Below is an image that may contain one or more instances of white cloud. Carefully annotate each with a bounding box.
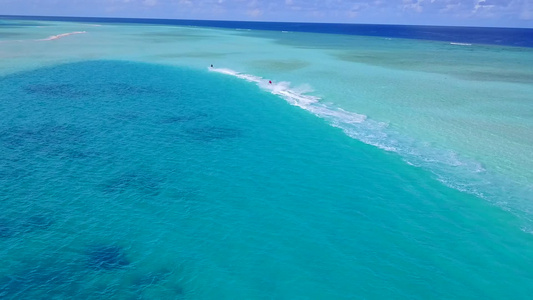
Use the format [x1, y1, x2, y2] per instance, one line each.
[473, 0, 494, 13]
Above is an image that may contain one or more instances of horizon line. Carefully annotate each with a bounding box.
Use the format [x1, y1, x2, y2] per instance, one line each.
[1, 14, 532, 30]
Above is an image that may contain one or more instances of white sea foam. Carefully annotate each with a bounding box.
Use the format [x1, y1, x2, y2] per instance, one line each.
[208, 67, 533, 224]
[450, 42, 472, 46]
[209, 67, 366, 123]
[39, 31, 87, 41]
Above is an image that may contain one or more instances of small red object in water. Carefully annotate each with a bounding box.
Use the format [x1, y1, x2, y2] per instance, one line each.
[269, 80, 272, 84]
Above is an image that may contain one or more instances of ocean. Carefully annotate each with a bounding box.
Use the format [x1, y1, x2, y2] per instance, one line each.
[1, 16, 532, 299]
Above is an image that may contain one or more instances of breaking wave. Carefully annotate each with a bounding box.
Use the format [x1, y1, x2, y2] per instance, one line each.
[209, 67, 366, 124]
[209, 67, 533, 231]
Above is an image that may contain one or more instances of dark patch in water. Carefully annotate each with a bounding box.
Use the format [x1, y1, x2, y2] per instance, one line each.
[160, 113, 208, 124]
[0, 214, 54, 238]
[87, 245, 130, 270]
[0, 218, 16, 238]
[0, 270, 67, 298]
[0, 261, 84, 298]
[0, 20, 48, 28]
[129, 268, 185, 299]
[102, 172, 162, 196]
[24, 84, 90, 98]
[0, 124, 90, 162]
[185, 126, 241, 142]
[133, 269, 172, 288]
[174, 285, 185, 296]
[23, 82, 163, 100]
[0, 157, 35, 181]
[104, 83, 161, 96]
[21, 214, 54, 232]
[0, 124, 85, 150]
[1, 127, 40, 149]
[0, 32, 25, 38]
[64, 150, 100, 160]
[113, 113, 141, 123]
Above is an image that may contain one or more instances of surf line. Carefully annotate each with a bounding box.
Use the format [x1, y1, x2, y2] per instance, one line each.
[207, 67, 491, 180]
[38, 31, 87, 41]
[206, 67, 533, 225]
[208, 67, 366, 124]
[207, 67, 483, 179]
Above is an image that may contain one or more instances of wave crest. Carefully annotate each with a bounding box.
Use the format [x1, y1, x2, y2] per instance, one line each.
[208, 67, 533, 229]
[209, 67, 366, 124]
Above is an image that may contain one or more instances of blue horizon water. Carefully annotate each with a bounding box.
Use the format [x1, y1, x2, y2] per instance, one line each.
[1, 17, 533, 299]
[2, 15, 533, 47]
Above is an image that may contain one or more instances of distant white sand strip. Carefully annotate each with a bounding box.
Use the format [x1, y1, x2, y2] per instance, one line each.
[39, 31, 87, 41]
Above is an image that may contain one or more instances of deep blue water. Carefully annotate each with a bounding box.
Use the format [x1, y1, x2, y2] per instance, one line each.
[2, 15, 533, 47]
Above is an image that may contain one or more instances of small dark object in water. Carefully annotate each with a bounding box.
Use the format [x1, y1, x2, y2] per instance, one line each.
[88, 245, 130, 270]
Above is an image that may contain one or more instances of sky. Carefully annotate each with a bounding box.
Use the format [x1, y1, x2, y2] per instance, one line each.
[1, 0, 532, 28]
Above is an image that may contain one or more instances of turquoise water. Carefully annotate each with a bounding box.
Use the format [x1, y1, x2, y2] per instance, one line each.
[1, 19, 533, 299]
